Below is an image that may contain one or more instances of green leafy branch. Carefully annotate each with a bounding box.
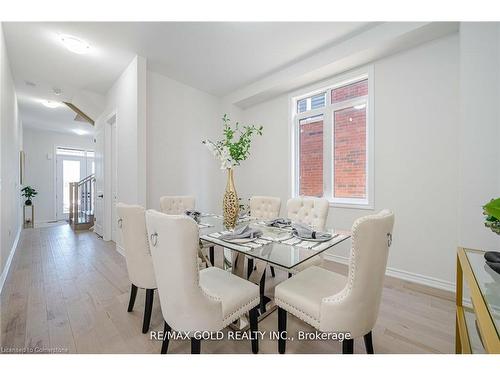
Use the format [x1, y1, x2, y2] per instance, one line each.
[204, 114, 263, 168]
[483, 198, 500, 234]
[21, 186, 38, 199]
[221, 114, 263, 164]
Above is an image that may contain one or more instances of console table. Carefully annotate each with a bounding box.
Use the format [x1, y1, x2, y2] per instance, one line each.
[456, 247, 500, 353]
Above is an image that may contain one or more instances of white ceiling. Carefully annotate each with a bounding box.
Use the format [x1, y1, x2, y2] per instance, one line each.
[18, 94, 95, 136]
[3, 22, 375, 134]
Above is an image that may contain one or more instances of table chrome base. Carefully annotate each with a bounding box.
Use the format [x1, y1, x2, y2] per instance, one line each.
[229, 299, 277, 331]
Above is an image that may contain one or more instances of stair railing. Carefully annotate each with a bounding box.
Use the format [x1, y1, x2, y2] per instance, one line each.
[69, 174, 96, 229]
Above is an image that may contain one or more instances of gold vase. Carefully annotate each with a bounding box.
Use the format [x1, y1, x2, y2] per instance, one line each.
[223, 168, 239, 229]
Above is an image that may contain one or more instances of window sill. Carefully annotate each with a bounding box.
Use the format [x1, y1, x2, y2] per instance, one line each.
[328, 201, 374, 210]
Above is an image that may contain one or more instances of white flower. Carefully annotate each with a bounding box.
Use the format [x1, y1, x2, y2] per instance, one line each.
[203, 140, 234, 170]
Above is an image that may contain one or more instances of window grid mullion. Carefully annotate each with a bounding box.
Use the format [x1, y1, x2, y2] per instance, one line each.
[323, 111, 333, 200]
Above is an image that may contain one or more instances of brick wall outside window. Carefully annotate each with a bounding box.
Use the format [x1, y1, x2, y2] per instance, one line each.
[331, 79, 368, 103]
[299, 118, 323, 197]
[334, 106, 366, 198]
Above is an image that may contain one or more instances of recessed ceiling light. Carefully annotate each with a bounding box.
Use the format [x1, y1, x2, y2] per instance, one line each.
[73, 129, 88, 136]
[60, 34, 90, 55]
[41, 100, 61, 109]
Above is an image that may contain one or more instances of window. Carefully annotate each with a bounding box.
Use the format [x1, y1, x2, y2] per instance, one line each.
[299, 115, 323, 197]
[62, 160, 81, 213]
[292, 68, 373, 208]
[297, 92, 326, 113]
[56, 147, 87, 157]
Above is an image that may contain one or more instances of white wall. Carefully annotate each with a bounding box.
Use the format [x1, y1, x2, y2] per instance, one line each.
[95, 55, 147, 241]
[100, 55, 147, 207]
[458, 23, 500, 251]
[238, 34, 461, 287]
[147, 70, 228, 213]
[23, 128, 94, 223]
[0, 24, 22, 283]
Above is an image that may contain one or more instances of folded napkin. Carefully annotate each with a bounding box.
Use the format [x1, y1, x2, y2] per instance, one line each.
[292, 223, 332, 241]
[265, 218, 292, 227]
[484, 251, 500, 263]
[220, 225, 263, 241]
[185, 210, 201, 223]
[486, 261, 500, 275]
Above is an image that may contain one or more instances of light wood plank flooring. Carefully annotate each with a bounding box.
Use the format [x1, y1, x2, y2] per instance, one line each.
[0, 224, 455, 354]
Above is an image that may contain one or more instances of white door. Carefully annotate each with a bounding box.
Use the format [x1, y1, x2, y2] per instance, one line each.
[110, 117, 118, 243]
[94, 122, 105, 237]
[56, 155, 86, 220]
[94, 112, 117, 242]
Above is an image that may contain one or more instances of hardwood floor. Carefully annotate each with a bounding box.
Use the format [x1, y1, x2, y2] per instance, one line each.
[0, 224, 455, 354]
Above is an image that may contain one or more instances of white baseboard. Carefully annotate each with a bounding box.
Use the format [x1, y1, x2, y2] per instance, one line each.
[324, 253, 455, 293]
[94, 223, 104, 237]
[35, 219, 65, 224]
[116, 244, 125, 256]
[0, 227, 21, 296]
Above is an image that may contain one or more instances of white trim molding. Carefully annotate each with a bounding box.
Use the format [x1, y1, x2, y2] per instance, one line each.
[0, 227, 21, 295]
[116, 243, 125, 257]
[324, 253, 455, 293]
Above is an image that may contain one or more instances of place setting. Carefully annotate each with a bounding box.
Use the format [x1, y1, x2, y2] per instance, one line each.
[201, 224, 273, 251]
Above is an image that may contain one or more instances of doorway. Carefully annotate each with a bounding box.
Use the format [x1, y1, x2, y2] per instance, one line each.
[94, 111, 118, 242]
[55, 147, 94, 220]
[109, 114, 118, 243]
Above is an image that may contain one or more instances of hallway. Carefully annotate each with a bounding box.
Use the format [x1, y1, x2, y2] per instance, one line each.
[1, 224, 455, 354]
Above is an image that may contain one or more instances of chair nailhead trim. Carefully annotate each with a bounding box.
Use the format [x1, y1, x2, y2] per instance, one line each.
[222, 297, 260, 325]
[275, 297, 321, 330]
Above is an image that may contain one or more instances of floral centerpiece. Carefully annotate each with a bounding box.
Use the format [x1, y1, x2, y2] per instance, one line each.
[203, 114, 263, 228]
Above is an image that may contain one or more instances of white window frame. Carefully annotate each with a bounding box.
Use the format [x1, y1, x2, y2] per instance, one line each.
[290, 66, 374, 209]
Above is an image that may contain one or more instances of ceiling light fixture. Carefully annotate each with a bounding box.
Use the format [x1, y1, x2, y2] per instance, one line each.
[41, 100, 61, 109]
[60, 34, 90, 55]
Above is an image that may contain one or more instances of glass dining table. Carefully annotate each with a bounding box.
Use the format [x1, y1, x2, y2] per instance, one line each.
[197, 214, 351, 328]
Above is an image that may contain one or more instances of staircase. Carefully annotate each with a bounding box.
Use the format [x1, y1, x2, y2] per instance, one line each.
[69, 174, 96, 230]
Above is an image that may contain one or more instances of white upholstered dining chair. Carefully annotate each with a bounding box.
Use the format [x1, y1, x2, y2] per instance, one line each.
[275, 209, 395, 354]
[286, 196, 329, 274]
[159, 195, 208, 267]
[159, 195, 195, 214]
[249, 196, 281, 220]
[248, 196, 281, 278]
[116, 203, 157, 334]
[287, 196, 329, 231]
[145, 210, 260, 354]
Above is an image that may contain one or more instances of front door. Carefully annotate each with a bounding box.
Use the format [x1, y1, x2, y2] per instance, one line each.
[55, 148, 93, 220]
[56, 156, 85, 220]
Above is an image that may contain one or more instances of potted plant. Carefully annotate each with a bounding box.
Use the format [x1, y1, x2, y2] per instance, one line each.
[483, 198, 500, 235]
[21, 186, 38, 206]
[203, 114, 263, 229]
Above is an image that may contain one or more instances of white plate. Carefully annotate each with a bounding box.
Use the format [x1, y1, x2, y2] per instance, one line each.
[292, 233, 333, 242]
[221, 237, 260, 244]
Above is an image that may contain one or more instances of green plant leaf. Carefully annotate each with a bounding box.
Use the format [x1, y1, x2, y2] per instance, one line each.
[483, 198, 500, 221]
